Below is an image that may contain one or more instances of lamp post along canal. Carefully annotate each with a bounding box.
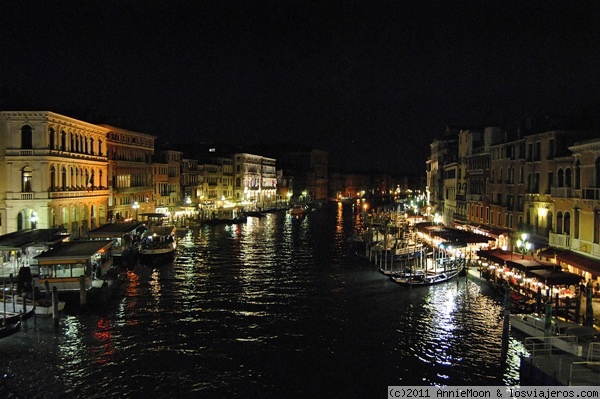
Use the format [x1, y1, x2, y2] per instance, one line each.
[516, 232, 532, 259]
[132, 201, 140, 221]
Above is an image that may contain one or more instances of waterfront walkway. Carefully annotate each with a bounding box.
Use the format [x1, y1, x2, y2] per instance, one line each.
[467, 267, 600, 331]
[468, 267, 600, 386]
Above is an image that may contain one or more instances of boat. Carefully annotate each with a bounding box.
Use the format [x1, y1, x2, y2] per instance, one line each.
[245, 210, 266, 218]
[0, 321, 21, 340]
[201, 208, 247, 225]
[36, 240, 115, 293]
[390, 266, 462, 286]
[0, 295, 65, 316]
[0, 308, 35, 325]
[138, 226, 177, 260]
[509, 314, 600, 357]
[290, 205, 307, 218]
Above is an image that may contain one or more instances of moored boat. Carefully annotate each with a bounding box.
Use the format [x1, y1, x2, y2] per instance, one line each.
[0, 308, 35, 325]
[138, 226, 177, 261]
[0, 294, 65, 316]
[201, 208, 247, 225]
[290, 205, 307, 218]
[390, 266, 462, 286]
[0, 320, 21, 340]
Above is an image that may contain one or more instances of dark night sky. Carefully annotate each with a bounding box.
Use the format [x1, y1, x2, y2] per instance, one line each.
[2, 1, 600, 176]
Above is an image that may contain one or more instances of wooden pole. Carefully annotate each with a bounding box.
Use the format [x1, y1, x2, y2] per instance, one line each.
[2, 281, 5, 326]
[22, 292, 27, 330]
[9, 273, 15, 313]
[52, 286, 59, 327]
[79, 275, 87, 309]
[501, 288, 511, 360]
[32, 277, 37, 326]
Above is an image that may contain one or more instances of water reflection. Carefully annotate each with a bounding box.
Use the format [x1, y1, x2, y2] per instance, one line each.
[0, 203, 522, 398]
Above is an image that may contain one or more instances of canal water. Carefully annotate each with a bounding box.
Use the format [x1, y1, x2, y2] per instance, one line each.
[0, 203, 524, 398]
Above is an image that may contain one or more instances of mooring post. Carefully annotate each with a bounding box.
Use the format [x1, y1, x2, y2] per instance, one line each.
[9, 273, 15, 313]
[52, 286, 59, 327]
[22, 292, 27, 330]
[79, 275, 87, 310]
[501, 288, 511, 360]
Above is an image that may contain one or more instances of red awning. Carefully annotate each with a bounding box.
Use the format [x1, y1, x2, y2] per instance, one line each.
[556, 252, 600, 275]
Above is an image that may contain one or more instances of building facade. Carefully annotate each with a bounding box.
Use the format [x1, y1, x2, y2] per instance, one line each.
[233, 153, 277, 208]
[154, 150, 182, 216]
[0, 111, 110, 237]
[103, 125, 156, 221]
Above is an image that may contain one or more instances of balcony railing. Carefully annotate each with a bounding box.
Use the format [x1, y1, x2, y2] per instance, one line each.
[6, 148, 106, 160]
[582, 188, 600, 200]
[550, 187, 581, 199]
[48, 188, 109, 199]
[466, 194, 483, 201]
[549, 231, 571, 249]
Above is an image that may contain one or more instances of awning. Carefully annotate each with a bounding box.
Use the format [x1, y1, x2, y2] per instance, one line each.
[528, 269, 584, 286]
[477, 249, 514, 264]
[506, 258, 558, 274]
[538, 248, 563, 258]
[473, 224, 510, 238]
[556, 252, 600, 276]
[477, 249, 557, 274]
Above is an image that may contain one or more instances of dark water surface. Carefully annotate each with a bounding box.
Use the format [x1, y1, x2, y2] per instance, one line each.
[1, 203, 523, 398]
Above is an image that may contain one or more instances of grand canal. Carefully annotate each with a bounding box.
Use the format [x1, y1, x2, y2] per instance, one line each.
[1, 202, 524, 398]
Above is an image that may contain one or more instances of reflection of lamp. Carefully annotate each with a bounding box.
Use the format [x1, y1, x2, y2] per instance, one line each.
[30, 211, 38, 229]
[516, 232, 532, 259]
[132, 201, 140, 220]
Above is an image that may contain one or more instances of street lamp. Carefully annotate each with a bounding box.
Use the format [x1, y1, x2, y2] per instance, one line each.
[30, 211, 38, 229]
[132, 201, 140, 221]
[516, 232, 532, 259]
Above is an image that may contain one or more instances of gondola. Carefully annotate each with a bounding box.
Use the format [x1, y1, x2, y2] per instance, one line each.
[0, 320, 21, 340]
[390, 266, 463, 286]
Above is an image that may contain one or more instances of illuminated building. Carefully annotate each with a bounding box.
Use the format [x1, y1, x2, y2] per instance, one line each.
[0, 111, 109, 236]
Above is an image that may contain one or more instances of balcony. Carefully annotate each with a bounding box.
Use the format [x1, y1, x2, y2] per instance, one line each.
[466, 194, 483, 201]
[48, 188, 109, 199]
[550, 187, 581, 199]
[549, 231, 571, 249]
[582, 188, 600, 200]
[6, 148, 106, 161]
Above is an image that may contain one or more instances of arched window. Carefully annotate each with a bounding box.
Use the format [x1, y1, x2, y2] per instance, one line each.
[98, 140, 103, 156]
[99, 170, 103, 188]
[90, 138, 95, 155]
[17, 213, 24, 231]
[596, 158, 600, 188]
[575, 160, 581, 190]
[22, 167, 33, 192]
[520, 166, 524, 184]
[557, 169, 564, 187]
[70, 132, 74, 151]
[547, 211, 553, 233]
[21, 125, 33, 149]
[50, 166, 56, 191]
[61, 130, 67, 151]
[61, 166, 67, 190]
[565, 168, 572, 188]
[564, 212, 571, 235]
[49, 127, 56, 149]
[556, 211, 563, 234]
